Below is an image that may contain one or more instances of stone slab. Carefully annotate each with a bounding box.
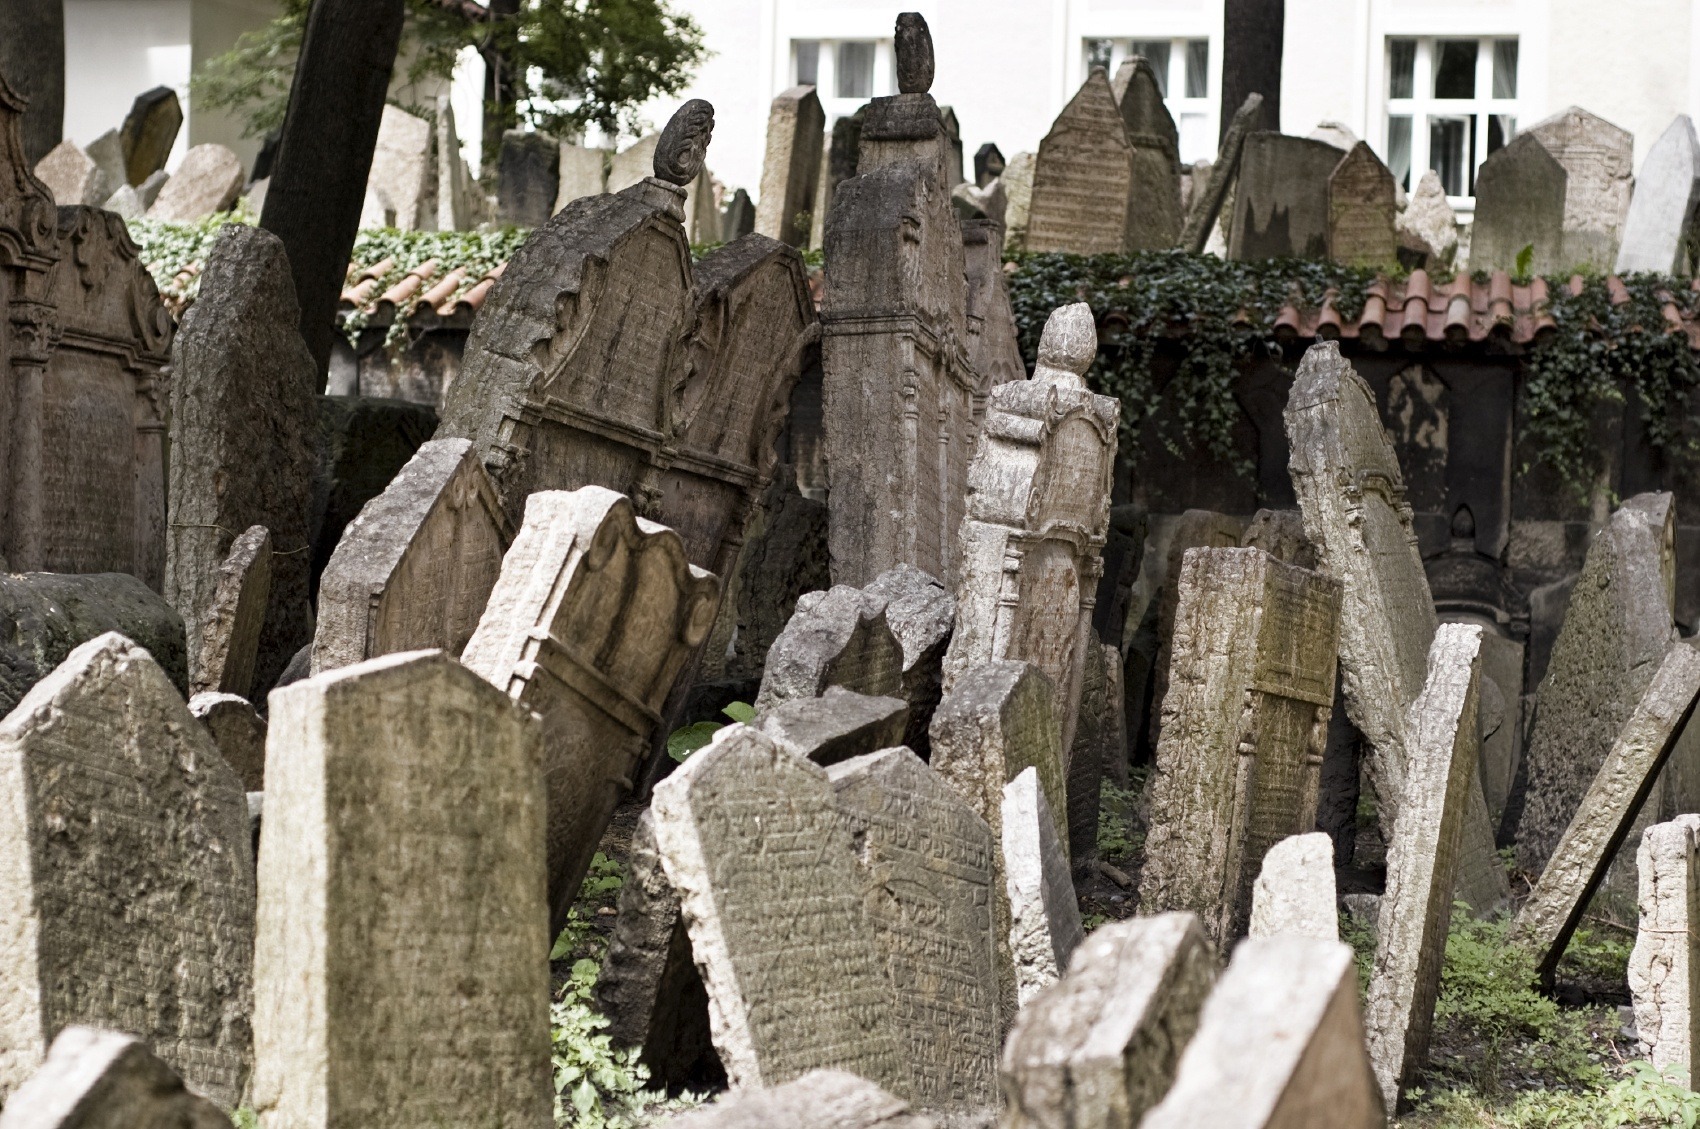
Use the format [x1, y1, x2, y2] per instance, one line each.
[755, 85, 824, 248]
[755, 585, 905, 710]
[146, 144, 243, 222]
[33, 140, 107, 207]
[1327, 142, 1397, 267]
[1469, 134, 1567, 276]
[189, 691, 267, 794]
[359, 104, 434, 230]
[1181, 92, 1263, 253]
[189, 524, 271, 698]
[1526, 105, 1634, 273]
[863, 563, 954, 755]
[752, 686, 909, 766]
[1025, 68, 1133, 254]
[1249, 832, 1338, 941]
[1003, 766, 1084, 1006]
[1628, 814, 1700, 1087]
[496, 130, 558, 227]
[120, 86, 182, 185]
[1113, 56, 1182, 250]
[1229, 133, 1344, 260]
[1617, 115, 1700, 274]
[0, 1026, 233, 1129]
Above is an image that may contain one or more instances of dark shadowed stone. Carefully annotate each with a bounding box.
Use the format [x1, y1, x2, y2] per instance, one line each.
[310, 396, 437, 597]
[1112, 56, 1182, 249]
[120, 86, 183, 187]
[497, 130, 560, 227]
[974, 143, 1005, 187]
[1228, 132, 1344, 260]
[0, 0, 63, 166]
[864, 564, 954, 754]
[895, 13, 934, 95]
[1328, 142, 1397, 267]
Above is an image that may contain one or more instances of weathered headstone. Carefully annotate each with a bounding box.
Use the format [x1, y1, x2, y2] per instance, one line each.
[1249, 832, 1338, 941]
[1025, 68, 1134, 254]
[1363, 623, 1482, 1111]
[755, 85, 825, 248]
[828, 748, 1000, 1109]
[650, 724, 904, 1093]
[459, 486, 718, 934]
[999, 914, 1215, 1129]
[189, 691, 267, 794]
[753, 686, 908, 766]
[1328, 141, 1397, 267]
[146, 144, 243, 222]
[0, 1026, 234, 1129]
[937, 105, 965, 187]
[359, 104, 434, 230]
[1618, 115, 1700, 274]
[497, 129, 559, 227]
[1517, 494, 1677, 873]
[1241, 507, 1316, 568]
[120, 86, 183, 186]
[1513, 644, 1700, 986]
[1149, 509, 1248, 746]
[167, 225, 316, 696]
[1065, 638, 1110, 861]
[975, 142, 1005, 187]
[864, 563, 955, 753]
[1464, 621, 1526, 825]
[1139, 547, 1341, 946]
[189, 525, 271, 698]
[1469, 133, 1567, 275]
[435, 96, 470, 231]
[1112, 56, 1183, 249]
[607, 133, 659, 193]
[555, 140, 608, 212]
[755, 585, 905, 709]
[961, 205, 1028, 398]
[1001, 150, 1035, 249]
[1003, 765, 1084, 1005]
[1181, 92, 1263, 253]
[668, 1070, 935, 1129]
[1629, 814, 1700, 1087]
[33, 140, 107, 206]
[944, 303, 1117, 757]
[254, 649, 549, 1129]
[1526, 105, 1635, 273]
[0, 633, 253, 1107]
[1229, 132, 1344, 260]
[1397, 169, 1459, 266]
[310, 437, 512, 674]
[1142, 937, 1384, 1129]
[722, 186, 754, 239]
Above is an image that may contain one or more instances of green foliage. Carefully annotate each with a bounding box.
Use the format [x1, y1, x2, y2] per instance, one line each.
[341, 225, 533, 349]
[1096, 778, 1142, 858]
[1515, 243, 1535, 281]
[1339, 906, 1375, 998]
[231, 1109, 260, 1129]
[665, 701, 753, 763]
[1408, 1062, 1700, 1128]
[123, 207, 257, 307]
[1557, 923, 1634, 986]
[189, 0, 309, 139]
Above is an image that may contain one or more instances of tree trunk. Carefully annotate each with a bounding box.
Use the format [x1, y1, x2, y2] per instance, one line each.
[481, 0, 522, 172]
[0, 0, 64, 166]
[259, 0, 406, 389]
[1220, 0, 1284, 142]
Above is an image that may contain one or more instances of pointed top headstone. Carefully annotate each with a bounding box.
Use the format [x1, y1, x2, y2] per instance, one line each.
[1616, 115, 1700, 274]
[654, 99, 715, 186]
[1112, 56, 1179, 157]
[895, 13, 934, 94]
[1033, 303, 1095, 388]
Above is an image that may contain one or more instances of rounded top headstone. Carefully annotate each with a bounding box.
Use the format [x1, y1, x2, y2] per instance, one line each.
[1034, 303, 1097, 387]
[895, 13, 934, 94]
[654, 99, 715, 186]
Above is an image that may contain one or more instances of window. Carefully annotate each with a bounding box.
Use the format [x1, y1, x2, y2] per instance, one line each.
[791, 38, 893, 115]
[1385, 36, 1519, 202]
[836, 42, 875, 99]
[1079, 37, 1213, 162]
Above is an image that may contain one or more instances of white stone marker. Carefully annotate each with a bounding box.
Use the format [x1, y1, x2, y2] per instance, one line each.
[1003, 766, 1085, 1005]
[1629, 814, 1700, 1086]
[0, 1026, 234, 1129]
[1249, 832, 1339, 942]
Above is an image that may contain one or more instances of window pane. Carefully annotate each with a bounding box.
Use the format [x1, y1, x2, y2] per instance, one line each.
[1085, 38, 1115, 73]
[1130, 40, 1171, 94]
[1429, 115, 1469, 195]
[1488, 113, 1516, 154]
[1493, 39, 1518, 98]
[794, 40, 819, 87]
[1387, 115, 1413, 191]
[1185, 39, 1208, 98]
[837, 41, 874, 98]
[1433, 40, 1477, 99]
[1178, 113, 1209, 164]
[1389, 38, 1415, 98]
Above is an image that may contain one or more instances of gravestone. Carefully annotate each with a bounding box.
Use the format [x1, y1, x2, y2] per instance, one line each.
[607, 133, 659, 193]
[555, 141, 607, 212]
[1328, 142, 1397, 267]
[1003, 766, 1084, 1005]
[84, 131, 123, 196]
[310, 437, 512, 674]
[1628, 814, 1700, 1087]
[1241, 507, 1315, 568]
[1150, 509, 1248, 746]
[943, 303, 1117, 757]
[168, 225, 315, 695]
[1229, 132, 1344, 260]
[755, 585, 905, 709]
[147, 144, 243, 222]
[975, 142, 1005, 187]
[828, 748, 1000, 1109]
[435, 96, 470, 230]
[189, 691, 267, 794]
[1142, 937, 1384, 1129]
[0, 633, 253, 1108]
[864, 563, 955, 753]
[254, 650, 550, 1129]
[961, 210, 1028, 396]
[1465, 622, 1526, 825]
[1526, 105, 1635, 273]
[754, 686, 908, 766]
[1065, 639, 1110, 861]
[120, 86, 182, 185]
[1249, 832, 1338, 941]
[1025, 68, 1134, 254]
[1002, 151, 1035, 249]
[755, 85, 824, 248]
[497, 129, 559, 227]
[188, 524, 271, 700]
[1397, 170, 1459, 266]
[722, 187, 754, 239]
[1181, 92, 1263, 253]
[0, 1026, 234, 1129]
[1617, 115, 1700, 274]
[1139, 547, 1341, 947]
[459, 486, 719, 935]
[668, 1070, 935, 1129]
[1469, 134, 1567, 276]
[999, 914, 1215, 1129]
[1512, 644, 1700, 987]
[1517, 494, 1677, 873]
[727, 473, 830, 679]
[33, 141, 107, 206]
[937, 106, 965, 187]
[650, 724, 904, 1093]
[1363, 623, 1482, 1111]
[359, 104, 434, 230]
[1112, 56, 1183, 249]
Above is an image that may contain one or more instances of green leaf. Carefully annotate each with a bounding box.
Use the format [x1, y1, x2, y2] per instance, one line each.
[666, 720, 722, 762]
[721, 700, 756, 723]
[1514, 242, 1535, 278]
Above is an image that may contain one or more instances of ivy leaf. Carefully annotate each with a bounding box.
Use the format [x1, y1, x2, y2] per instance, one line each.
[667, 720, 722, 762]
[721, 700, 756, 723]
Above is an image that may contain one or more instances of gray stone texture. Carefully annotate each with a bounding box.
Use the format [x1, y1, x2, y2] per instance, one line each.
[1397, 170, 1459, 266]
[310, 437, 512, 675]
[436, 96, 471, 231]
[1629, 814, 1700, 1087]
[1026, 68, 1135, 254]
[33, 141, 108, 207]
[189, 691, 267, 794]
[146, 144, 243, 222]
[960, 209, 1028, 396]
[753, 686, 909, 766]
[1617, 116, 1700, 274]
[756, 585, 905, 710]
[1469, 133, 1567, 276]
[1002, 766, 1084, 1006]
[167, 225, 316, 696]
[1327, 141, 1398, 267]
[120, 86, 182, 186]
[1229, 132, 1345, 261]
[0, 633, 254, 1108]
[1001, 151, 1035, 250]
[1150, 509, 1248, 747]
[755, 86, 825, 248]
[554, 140, 608, 214]
[358, 104, 435, 230]
[1249, 832, 1339, 941]
[1241, 507, 1317, 569]
[0, 1026, 233, 1129]
[727, 472, 830, 680]
[1112, 56, 1183, 250]
[1065, 638, 1110, 861]
[496, 129, 559, 227]
[1143, 937, 1384, 1129]
[1181, 92, 1263, 253]
[1526, 105, 1635, 273]
[667, 1070, 936, 1129]
[460, 486, 719, 935]
[864, 563, 955, 754]
[253, 650, 550, 1129]
[999, 913, 1215, 1129]
[189, 524, 271, 698]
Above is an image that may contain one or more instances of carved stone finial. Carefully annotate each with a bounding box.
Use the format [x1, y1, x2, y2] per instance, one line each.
[895, 12, 934, 94]
[1033, 303, 1096, 387]
[653, 99, 715, 185]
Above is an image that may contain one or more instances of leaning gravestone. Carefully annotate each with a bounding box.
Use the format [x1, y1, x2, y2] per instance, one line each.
[1112, 56, 1183, 249]
[961, 206, 1029, 394]
[459, 486, 719, 936]
[1617, 116, 1700, 274]
[0, 633, 253, 1108]
[1363, 623, 1482, 1112]
[755, 85, 824, 248]
[33, 141, 107, 206]
[120, 86, 182, 185]
[253, 650, 550, 1129]
[1142, 937, 1384, 1129]
[1249, 832, 1339, 941]
[84, 131, 125, 199]
[975, 142, 1005, 186]
[189, 525, 272, 699]
[863, 563, 955, 753]
[999, 914, 1215, 1129]
[0, 1026, 234, 1129]
[1628, 814, 1700, 1087]
[1229, 132, 1344, 260]
[1150, 508, 1249, 746]
[828, 748, 1000, 1110]
[359, 104, 434, 230]
[1328, 141, 1398, 267]
[1139, 547, 1341, 947]
[1526, 105, 1635, 273]
[497, 129, 559, 227]
[146, 144, 243, 222]
[1469, 133, 1567, 276]
[1025, 67, 1135, 254]
[311, 438, 512, 675]
[168, 226, 317, 696]
[943, 303, 1117, 757]
[753, 687, 908, 766]
[436, 96, 471, 230]
[650, 725, 904, 1094]
[1003, 766, 1085, 1005]
[668, 1070, 935, 1129]
[1181, 92, 1263, 253]
[189, 691, 267, 794]
[755, 585, 905, 709]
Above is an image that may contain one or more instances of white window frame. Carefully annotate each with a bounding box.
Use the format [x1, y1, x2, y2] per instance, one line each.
[1385, 35, 1520, 210]
[1079, 36, 1215, 164]
[790, 37, 895, 125]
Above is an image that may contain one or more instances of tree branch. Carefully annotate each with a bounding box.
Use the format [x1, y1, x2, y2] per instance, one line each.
[427, 0, 491, 22]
